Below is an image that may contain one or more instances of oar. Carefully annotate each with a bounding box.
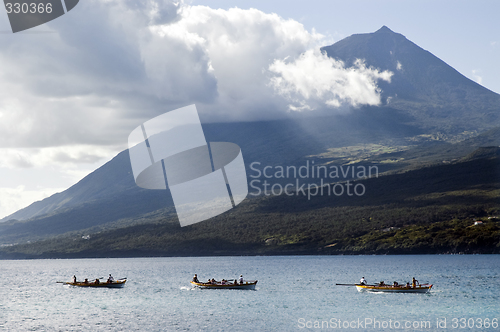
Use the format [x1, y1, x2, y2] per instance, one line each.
[56, 281, 66, 283]
[335, 283, 358, 286]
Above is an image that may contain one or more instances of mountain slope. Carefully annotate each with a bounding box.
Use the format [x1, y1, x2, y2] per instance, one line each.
[321, 26, 500, 132]
[1, 152, 498, 258]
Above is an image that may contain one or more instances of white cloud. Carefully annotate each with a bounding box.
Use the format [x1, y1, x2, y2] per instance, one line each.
[0, 185, 66, 220]
[268, 50, 393, 111]
[472, 69, 483, 85]
[0, 1, 329, 151]
[147, 6, 325, 120]
[396, 61, 403, 71]
[0, 0, 204, 149]
[0, 145, 121, 169]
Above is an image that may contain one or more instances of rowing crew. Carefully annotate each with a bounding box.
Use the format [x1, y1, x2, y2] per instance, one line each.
[193, 274, 245, 285]
[72, 274, 115, 284]
[360, 276, 421, 288]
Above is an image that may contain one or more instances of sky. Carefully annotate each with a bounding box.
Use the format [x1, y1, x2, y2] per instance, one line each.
[0, 0, 498, 219]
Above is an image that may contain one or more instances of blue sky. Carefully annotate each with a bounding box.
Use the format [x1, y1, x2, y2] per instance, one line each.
[0, 0, 498, 218]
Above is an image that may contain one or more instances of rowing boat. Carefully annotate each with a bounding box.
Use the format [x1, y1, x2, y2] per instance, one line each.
[355, 283, 432, 293]
[64, 278, 127, 288]
[190, 280, 257, 290]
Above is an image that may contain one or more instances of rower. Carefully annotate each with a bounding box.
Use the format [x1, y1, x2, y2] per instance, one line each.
[412, 277, 419, 288]
[360, 277, 367, 285]
[192, 274, 199, 283]
[107, 274, 114, 283]
[72, 275, 77, 283]
[239, 275, 244, 284]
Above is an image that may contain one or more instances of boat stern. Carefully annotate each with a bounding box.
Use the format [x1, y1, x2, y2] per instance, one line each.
[355, 285, 367, 292]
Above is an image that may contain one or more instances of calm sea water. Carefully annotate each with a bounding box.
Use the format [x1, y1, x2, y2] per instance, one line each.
[0, 255, 498, 331]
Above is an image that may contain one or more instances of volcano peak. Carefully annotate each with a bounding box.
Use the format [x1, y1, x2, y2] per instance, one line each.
[375, 25, 394, 33]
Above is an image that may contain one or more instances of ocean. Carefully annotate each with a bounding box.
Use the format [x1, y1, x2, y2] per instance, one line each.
[0, 255, 498, 331]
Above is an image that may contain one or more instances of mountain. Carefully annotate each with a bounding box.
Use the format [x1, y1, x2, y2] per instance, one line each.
[1, 113, 423, 225]
[321, 26, 500, 133]
[1, 151, 498, 258]
[1, 26, 499, 250]
[1, 126, 498, 246]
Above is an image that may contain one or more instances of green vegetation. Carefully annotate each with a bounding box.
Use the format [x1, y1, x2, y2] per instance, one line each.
[1, 154, 498, 258]
[335, 217, 500, 254]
